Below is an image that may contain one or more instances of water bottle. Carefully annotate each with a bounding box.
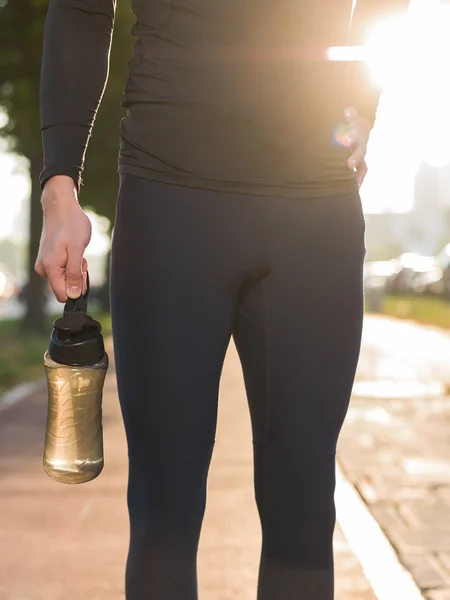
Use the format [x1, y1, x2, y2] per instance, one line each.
[43, 275, 109, 484]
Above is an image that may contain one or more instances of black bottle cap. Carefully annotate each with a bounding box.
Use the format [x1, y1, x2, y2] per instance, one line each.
[48, 273, 105, 367]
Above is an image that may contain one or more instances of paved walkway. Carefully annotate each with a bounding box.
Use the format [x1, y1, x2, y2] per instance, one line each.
[339, 315, 450, 600]
[0, 339, 373, 599]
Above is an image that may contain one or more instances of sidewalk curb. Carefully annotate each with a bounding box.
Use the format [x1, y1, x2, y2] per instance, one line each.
[0, 352, 425, 599]
[335, 462, 425, 600]
[0, 337, 113, 417]
[0, 378, 46, 415]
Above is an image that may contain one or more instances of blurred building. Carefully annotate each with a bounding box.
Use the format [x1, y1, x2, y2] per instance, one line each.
[407, 161, 443, 254]
[365, 160, 450, 259]
[438, 161, 450, 209]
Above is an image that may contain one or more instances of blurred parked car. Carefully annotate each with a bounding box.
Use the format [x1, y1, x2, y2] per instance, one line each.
[433, 244, 450, 300]
[364, 261, 397, 312]
[385, 253, 441, 296]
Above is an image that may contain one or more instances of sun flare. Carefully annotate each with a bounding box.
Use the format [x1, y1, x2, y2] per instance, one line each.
[365, 1, 450, 169]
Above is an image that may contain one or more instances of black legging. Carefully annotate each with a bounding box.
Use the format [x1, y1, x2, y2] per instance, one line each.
[110, 173, 366, 599]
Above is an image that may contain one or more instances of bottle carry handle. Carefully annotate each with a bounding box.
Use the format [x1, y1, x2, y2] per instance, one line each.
[63, 272, 90, 316]
[50, 271, 105, 366]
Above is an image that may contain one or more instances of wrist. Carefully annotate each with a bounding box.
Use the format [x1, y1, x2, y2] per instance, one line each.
[41, 176, 79, 209]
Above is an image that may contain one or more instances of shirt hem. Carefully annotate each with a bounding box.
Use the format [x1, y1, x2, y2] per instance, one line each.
[118, 162, 359, 200]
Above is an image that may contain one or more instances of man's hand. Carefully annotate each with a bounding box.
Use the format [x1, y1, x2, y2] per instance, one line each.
[35, 176, 92, 302]
[342, 107, 373, 187]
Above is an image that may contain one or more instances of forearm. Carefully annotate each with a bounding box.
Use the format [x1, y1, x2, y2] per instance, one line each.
[40, 0, 116, 191]
[348, 0, 410, 125]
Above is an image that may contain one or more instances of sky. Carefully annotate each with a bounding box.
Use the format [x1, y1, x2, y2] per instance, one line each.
[0, 138, 110, 254]
[0, 146, 30, 242]
[360, 0, 450, 212]
[0, 0, 449, 243]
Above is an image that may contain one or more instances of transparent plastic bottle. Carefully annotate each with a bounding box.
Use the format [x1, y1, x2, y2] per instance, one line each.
[43, 279, 108, 484]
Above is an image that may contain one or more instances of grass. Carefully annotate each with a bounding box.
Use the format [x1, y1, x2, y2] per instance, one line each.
[2, 294, 449, 397]
[369, 295, 450, 330]
[0, 312, 112, 398]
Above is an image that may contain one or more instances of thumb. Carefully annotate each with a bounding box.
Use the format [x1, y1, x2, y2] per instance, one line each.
[65, 246, 84, 299]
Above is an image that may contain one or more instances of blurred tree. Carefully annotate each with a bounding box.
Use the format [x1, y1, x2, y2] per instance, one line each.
[0, 0, 48, 331]
[0, 0, 133, 329]
[0, 240, 27, 282]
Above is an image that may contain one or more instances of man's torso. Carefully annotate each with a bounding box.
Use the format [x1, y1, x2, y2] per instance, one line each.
[119, 0, 361, 198]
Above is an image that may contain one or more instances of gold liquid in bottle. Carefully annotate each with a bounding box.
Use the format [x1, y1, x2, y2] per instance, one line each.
[43, 351, 108, 484]
[43, 277, 108, 485]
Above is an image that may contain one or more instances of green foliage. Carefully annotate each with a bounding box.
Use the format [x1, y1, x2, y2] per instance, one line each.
[376, 295, 450, 330]
[0, 0, 47, 162]
[0, 0, 134, 224]
[0, 312, 112, 397]
[0, 0, 134, 328]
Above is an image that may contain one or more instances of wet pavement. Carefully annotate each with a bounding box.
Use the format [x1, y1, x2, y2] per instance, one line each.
[339, 315, 450, 600]
[0, 339, 374, 599]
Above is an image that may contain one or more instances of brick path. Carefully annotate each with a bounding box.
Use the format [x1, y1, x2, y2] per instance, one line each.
[0, 339, 373, 599]
[338, 315, 450, 600]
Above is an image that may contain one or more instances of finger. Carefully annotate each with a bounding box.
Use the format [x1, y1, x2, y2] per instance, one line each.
[356, 160, 368, 187]
[344, 107, 358, 122]
[35, 258, 45, 279]
[65, 246, 85, 299]
[45, 264, 68, 302]
[347, 143, 366, 169]
[81, 257, 88, 295]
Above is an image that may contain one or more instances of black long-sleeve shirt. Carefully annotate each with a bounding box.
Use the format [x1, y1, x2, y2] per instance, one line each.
[40, 0, 409, 199]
